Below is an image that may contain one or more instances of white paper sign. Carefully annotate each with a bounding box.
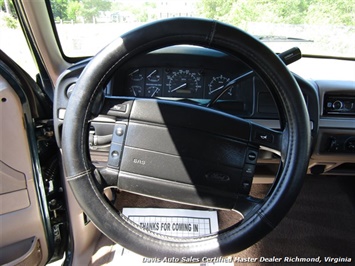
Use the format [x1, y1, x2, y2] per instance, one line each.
[107, 208, 233, 266]
[122, 208, 218, 237]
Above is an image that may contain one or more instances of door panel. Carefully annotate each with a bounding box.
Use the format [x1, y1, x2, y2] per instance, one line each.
[0, 75, 49, 265]
[0, 161, 29, 215]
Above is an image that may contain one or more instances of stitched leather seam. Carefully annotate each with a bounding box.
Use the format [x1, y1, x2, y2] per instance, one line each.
[207, 20, 217, 46]
[257, 210, 275, 229]
[67, 169, 92, 181]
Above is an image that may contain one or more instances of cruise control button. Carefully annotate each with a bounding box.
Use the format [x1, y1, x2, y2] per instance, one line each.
[107, 144, 123, 167]
[248, 152, 256, 161]
[243, 164, 256, 178]
[239, 176, 253, 194]
[112, 123, 127, 144]
[242, 181, 251, 192]
[245, 148, 258, 164]
[255, 131, 274, 143]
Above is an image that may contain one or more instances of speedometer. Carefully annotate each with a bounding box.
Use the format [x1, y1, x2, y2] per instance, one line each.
[165, 69, 203, 98]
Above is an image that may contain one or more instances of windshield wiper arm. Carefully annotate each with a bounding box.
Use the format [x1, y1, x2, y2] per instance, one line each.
[255, 35, 313, 42]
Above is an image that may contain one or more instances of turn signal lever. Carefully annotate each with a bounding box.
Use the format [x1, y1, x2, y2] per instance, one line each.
[278, 47, 302, 65]
[89, 132, 112, 151]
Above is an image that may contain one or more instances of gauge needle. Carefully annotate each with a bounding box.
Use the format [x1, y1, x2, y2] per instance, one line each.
[170, 83, 187, 93]
[151, 88, 159, 97]
[147, 70, 156, 78]
[129, 69, 139, 76]
[209, 85, 224, 94]
[132, 88, 137, 96]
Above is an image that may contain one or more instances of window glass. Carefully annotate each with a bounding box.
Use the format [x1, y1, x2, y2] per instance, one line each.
[49, 0, 354, 58]
[0, 7, 38, 79]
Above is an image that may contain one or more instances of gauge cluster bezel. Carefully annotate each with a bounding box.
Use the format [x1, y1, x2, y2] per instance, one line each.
[110, 46, 261, 117]
[124, 66, 248, 101]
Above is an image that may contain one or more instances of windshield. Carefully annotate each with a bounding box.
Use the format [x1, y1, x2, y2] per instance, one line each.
[49, 0, 354, 58]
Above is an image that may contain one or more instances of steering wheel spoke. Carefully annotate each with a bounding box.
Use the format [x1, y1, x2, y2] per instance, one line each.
[232, 194, 265, 214]
[95, 167, 119, 188]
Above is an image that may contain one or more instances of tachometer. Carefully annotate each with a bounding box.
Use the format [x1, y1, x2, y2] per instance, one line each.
[207, 75, 234, 99]
[165, 69, 203, 98]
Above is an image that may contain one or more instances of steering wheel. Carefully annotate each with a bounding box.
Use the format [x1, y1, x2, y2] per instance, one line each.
[62, 18, 310, 258]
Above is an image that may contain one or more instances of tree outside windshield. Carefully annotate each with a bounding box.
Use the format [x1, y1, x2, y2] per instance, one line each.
[1, 0, 354, 58]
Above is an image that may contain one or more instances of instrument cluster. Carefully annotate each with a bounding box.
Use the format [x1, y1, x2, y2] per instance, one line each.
[124, 67, 240, 100]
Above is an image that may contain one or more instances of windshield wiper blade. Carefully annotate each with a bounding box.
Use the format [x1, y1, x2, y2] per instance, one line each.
[255, 35, 313, 42]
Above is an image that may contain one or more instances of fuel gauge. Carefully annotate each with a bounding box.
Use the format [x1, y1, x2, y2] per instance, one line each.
[129, 86, 143, 97]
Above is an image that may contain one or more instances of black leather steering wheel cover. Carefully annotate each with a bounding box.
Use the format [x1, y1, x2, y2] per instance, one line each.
[62, 18, 310, 257]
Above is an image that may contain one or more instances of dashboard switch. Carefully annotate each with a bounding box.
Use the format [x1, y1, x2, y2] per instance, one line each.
[107, 123, 127, 168]
[246, 149, 258, 164]
[248, 152, 257, 162]
[110, 104, 127, 112]
[243, 164, 256, 178]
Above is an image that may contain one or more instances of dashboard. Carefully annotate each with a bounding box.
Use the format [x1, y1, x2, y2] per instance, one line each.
[54, 45, 355, 181]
